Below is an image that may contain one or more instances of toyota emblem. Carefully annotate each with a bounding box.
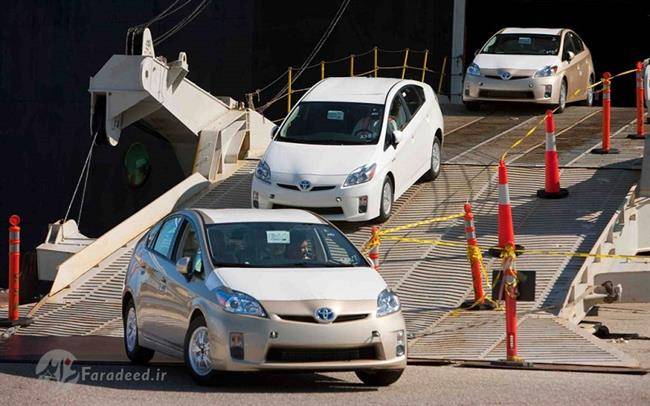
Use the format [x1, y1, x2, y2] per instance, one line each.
[499, 71, 512, 80]
[314, 307, 336, 323]
[298, 180, 312, 192]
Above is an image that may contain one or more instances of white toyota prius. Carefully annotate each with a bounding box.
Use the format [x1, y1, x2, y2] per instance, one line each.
[252, 77, 444, 222]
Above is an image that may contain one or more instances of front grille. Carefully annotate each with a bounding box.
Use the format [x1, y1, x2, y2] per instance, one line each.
[276, 184, 336, 192]
[272, 204, 343, 216]
[278, 313, 369, 324]
[479, 89, 535, 99]
[266, 346, 378, 363]
[485, 75, 528, 80]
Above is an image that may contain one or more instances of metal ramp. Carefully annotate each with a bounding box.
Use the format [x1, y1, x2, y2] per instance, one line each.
[6, 106, 646, 368]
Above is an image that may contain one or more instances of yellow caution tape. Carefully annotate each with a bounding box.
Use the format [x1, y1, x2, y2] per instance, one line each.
[379, 212, 464, 235]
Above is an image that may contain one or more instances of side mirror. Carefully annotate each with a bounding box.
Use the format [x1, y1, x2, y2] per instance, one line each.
[176, 256, 191, 275]
[567, 51, 575, 61]
[271, 125, 279, 138]
[393, 130, 406, 144]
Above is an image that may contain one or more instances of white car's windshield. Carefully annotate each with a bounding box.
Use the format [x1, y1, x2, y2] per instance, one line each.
[277, 102, 384, 145]
[206, 222, 367, 268]
[481, 34, 560, 56]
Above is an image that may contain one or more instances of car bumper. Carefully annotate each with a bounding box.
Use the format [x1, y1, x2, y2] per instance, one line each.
[251, 174, 382, 222]
[463, 74, 562, 104]
[203, 306, 407, 372]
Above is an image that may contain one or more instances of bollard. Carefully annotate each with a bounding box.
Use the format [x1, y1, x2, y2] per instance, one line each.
[489, 160, 524, 257]
[368, 226, 381, 272]
[0, 215, 33, 328]
[460, 204, 495, 310]
[537, 110, 569, 199]
[592, 72, 619, 154]
[628, 61, 647, 139]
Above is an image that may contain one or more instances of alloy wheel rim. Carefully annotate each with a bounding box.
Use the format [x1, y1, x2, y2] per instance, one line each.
[560, 83, 567, 109]
[126, 307, 137, 352]
[431, 141, 441, 173]
[382, 181, 392, 216]
[189, 326, 212, 376]
[587, 80, 594, 105]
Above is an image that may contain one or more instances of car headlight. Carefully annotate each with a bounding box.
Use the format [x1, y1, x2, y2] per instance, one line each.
[533, 65, 558, 78]
[343, 163, 376, 187]
[377, 288, 401, 317]
[467, 63, 481, 77]
[255, 160, 271, 184]
[216, 287, 267, 317]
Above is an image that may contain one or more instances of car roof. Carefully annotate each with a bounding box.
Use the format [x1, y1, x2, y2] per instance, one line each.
[193, 208, 327, 225]
[302, 77, 405, 105]
[501, 27, 564, 36]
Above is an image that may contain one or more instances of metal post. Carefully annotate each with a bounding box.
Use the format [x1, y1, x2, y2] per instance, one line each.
[374, 47, 378, 78]
[437, 56, 448, 95]
[464, 204, 485, 303]
[421, 50, 429, 82]
[287, 67, 292, 114]
[321, 61, 325, 80]
[401, 49, 410, 79]
[350, 54, 355, 77]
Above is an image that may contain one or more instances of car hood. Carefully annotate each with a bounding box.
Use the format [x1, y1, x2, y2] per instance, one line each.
[474, 53, 560, 71]
[265, 141, 377, 175]
[213, 266, 387, 301]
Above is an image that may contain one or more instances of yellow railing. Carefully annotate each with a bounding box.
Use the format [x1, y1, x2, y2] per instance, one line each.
[246, 47, 449, 119]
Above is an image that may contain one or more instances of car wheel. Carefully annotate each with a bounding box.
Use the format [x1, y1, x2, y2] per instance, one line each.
[355, 369, 404, 386]
[556, 79, 567, 113]
[580, 76, 594, 106]
[464, 101, 480, 112]
[184, 315, 219, 385]
[377, 177, 394, 223]
[123, 299, 155, 364]
[423, 136, 442, 181]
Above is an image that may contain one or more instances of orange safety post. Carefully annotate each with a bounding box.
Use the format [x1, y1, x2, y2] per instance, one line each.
[592, 72, 619, 154]
[496, 163, 523, 363]
[537, 110, 569, 199]
[461, 203, 494, 310]
[1, 215, 32, 327]
[368, 226, 381, 272]
[628, 61, 647, 139]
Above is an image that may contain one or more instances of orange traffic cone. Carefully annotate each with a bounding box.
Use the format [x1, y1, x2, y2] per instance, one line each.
[537, 110, 569, 199]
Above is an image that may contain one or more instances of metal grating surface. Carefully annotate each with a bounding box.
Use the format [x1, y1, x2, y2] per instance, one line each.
[6, 108, 643, 367]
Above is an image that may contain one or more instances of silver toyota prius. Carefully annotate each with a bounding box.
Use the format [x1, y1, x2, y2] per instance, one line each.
[123, 208, 406, 385]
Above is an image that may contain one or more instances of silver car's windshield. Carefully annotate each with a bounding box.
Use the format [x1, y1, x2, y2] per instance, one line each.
[206, 222, 366, 268]
[481, 34, 560, 56]
[277, 102, 384, 145]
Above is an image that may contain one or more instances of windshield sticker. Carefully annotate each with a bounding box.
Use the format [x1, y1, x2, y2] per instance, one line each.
[266, 230, 290, 244]
[518, 37, 532, 45]
[327, 110, 344, 121]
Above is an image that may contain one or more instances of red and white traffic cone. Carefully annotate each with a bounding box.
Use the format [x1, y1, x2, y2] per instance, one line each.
[537, 110, 569, 199]
[461, 203, 495, 310]
[592, 72, 619, 154]
[0, 215, 33, 328]
[489, 160, 524, 257]
[628, 61, 647, 139]
[368, 226, 381, 272]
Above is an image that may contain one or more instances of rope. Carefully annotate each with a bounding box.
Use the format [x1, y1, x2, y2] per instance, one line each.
[63, 130, 99, 226]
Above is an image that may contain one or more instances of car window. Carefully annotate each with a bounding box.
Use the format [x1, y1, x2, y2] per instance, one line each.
[152, 217, 182, 259]
[563, 33, 577, 60]
[481, 34, 560, 56]
[388, 95, 409, 132]
[401, 86, 425, 117]
[205, 222, 365, 268]
[572, 32, 584, 53]
[175, 220, 203, 274]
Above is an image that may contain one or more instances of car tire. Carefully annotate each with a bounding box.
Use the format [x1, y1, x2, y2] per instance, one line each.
[123, 299, 155, 365]
[355, 369, 404, 386]
[376, 177, 394, 223]
[556, 79, 567, 113]
[580, 76, 594, 106]
[464, 101, 480, 112]
[423, 136, 442, 181]
[184, 315, 219, 385]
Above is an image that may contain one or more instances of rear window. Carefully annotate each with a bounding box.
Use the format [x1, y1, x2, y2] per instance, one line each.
[481, 34, 560, 56]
